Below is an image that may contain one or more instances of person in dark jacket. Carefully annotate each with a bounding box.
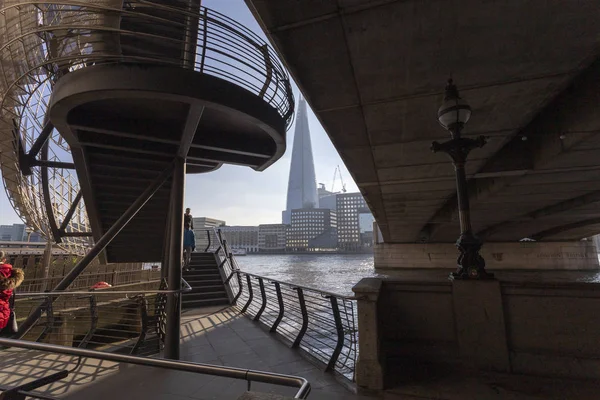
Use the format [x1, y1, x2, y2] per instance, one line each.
[0, 251, 24, 331]
[184, 208, 194, 230]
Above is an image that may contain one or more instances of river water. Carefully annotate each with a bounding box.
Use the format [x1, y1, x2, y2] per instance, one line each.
[234, 253, 600, 296]
[235, 254, 378, 296]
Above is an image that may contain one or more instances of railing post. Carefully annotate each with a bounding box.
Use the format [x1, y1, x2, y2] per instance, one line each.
[292, 288, 308, 348]
[326, 296, 344, 372]
[132, 296, 149, 355]
[271, 282, 284, 333]
[183, 0, 201, 69]
[233, 270, 243, 303]
[254, 278, 267, 321]
[199, 8, 208, 73]
[205, 229, 211, 252]
[164, 157, 185, 360]
[78, 295, 98, 348]
[258, 44, 273, 98]
[240, 274, 253, 313]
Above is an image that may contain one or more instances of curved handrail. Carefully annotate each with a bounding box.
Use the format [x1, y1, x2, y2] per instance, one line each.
[0, 338, 311, 399]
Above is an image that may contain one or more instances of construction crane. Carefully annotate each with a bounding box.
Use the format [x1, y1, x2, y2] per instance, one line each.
[331, 165, 347, 193]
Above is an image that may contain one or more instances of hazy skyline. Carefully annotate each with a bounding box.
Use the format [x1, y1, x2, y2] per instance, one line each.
[0, 0, 358, 228]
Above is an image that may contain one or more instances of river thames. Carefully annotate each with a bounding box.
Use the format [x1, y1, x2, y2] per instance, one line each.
[235, 253, 377, 296]
[234, 253, 600, 296]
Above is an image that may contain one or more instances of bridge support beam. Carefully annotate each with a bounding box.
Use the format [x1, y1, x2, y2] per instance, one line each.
[374, 241, 599, 271]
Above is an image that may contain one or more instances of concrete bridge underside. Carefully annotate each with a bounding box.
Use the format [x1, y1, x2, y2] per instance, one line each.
[246, 0, 600, 244]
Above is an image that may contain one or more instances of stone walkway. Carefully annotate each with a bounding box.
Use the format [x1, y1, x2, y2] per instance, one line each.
[0, 306, 372, 400]
[2, 305, 598, 399]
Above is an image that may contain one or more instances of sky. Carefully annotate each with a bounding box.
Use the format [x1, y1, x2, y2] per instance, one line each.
[0, 0, 358, 227]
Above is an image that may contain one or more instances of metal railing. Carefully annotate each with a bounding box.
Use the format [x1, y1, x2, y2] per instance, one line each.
[203, 228, 359, 381]
[13, 279, 190, 356]
[0, 338, 310, 399]
[1, 1, 295, 259]
[19, 269, 162, 293]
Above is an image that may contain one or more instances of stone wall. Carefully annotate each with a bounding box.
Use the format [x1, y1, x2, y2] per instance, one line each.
[374, 241, 599, 270]
[353, 278, 600, 390]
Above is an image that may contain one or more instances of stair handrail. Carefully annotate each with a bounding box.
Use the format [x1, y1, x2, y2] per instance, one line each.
[0, 338, 311, 399]
[13, 278, 192, 297]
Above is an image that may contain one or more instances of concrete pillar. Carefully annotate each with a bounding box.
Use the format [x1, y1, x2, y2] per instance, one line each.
[352, 278, 384, 390]
[374, 241, 599, 271]
[452, 280, 510, 372]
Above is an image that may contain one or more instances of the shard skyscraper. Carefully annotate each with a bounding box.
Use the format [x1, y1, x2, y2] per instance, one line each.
[282, 98, 319, 224]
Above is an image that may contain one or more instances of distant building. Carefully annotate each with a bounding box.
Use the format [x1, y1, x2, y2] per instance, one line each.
[337, 193, 373, 251]
[287, 208, 337, 251]
[0, 224, 40, 242]
[192, 217, 226, 229]
[319, 194, 337, 212]
[318, 184, 335, 199]
[258, 224, 287, 252]
[282, 99, 319, 224]
[0, 241, 67, 256]
[0, 224, 26, 241]
[219, 226, 259, 253]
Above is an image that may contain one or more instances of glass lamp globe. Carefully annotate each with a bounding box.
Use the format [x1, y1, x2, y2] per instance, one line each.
[438, 79, 471, 132]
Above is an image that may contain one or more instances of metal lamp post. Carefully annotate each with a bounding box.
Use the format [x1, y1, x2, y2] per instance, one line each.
[431, 79, 493, 280]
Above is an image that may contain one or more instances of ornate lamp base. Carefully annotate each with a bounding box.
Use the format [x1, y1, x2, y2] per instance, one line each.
[449, 233, 495, 280]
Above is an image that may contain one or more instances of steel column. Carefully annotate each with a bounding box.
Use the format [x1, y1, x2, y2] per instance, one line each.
[164, 157, 186, 360]
[40, 141, 61, 242]
[161, 203, 173, 281]
[17, 163, 174, 338]
[40, 239, 53, 292]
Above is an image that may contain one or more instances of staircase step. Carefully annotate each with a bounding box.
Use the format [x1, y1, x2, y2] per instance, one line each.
[189, 282, 224, 289]
[188, 285, 227, 294]
[183, 272, 221, 278]
[183, 291, 227, 301]
[182, 297, 230, 309]
[185, 278, 222, 285]
[185, 277, 222, 284]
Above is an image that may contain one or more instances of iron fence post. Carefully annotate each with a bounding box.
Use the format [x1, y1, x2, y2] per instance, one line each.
[326, 296, 344, 372]
[233, 270, 243, 303]
[254, 278, 267, 321]
[132, 296, 149, 355]
[240, 274, 253, 314]
[271, 282, 284, 333]
[78, 295, 97, 348]
[292, 288, 308, 348]
[199, 8, 208, 72]
[204, 229, 211, 252]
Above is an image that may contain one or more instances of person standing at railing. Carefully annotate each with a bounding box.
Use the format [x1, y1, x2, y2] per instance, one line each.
[183, 228, 196, 270]
[0, 250, 24, 333]
[184, 208, 194, 230]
